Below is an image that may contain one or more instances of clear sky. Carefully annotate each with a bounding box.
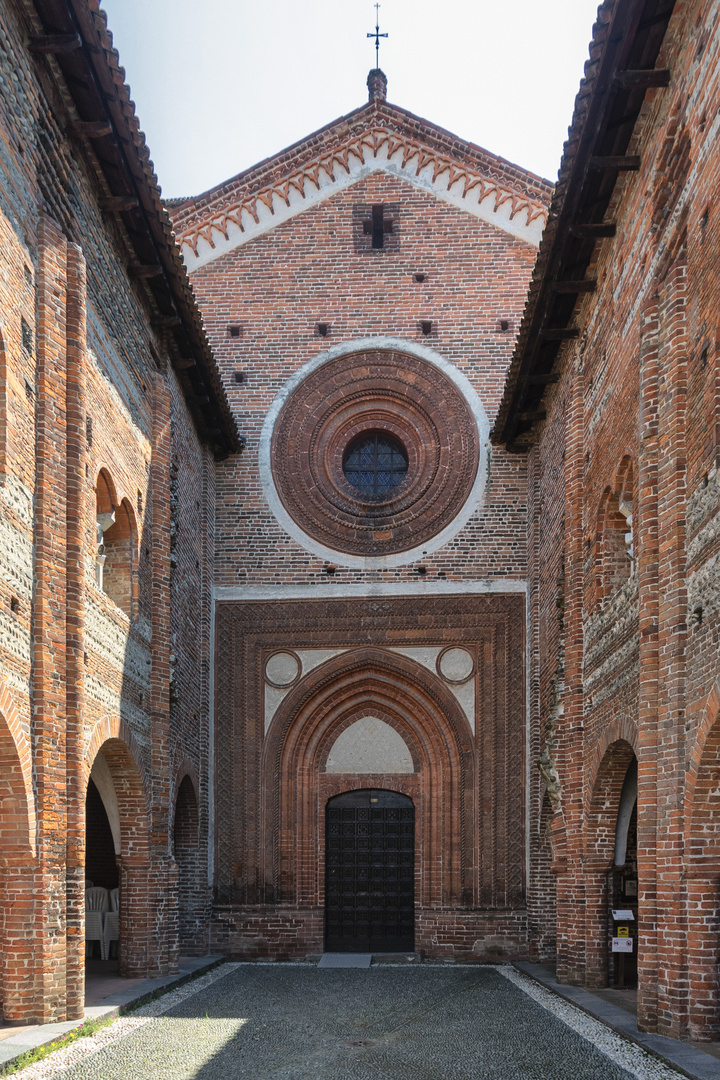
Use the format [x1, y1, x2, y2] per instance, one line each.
[101, 0, 601, 199]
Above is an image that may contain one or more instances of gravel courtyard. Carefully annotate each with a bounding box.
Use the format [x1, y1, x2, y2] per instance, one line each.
[31, 963, 684, 1080]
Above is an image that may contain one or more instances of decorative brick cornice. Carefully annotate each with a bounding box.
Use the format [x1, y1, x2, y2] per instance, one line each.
[169, 104, 551, 270]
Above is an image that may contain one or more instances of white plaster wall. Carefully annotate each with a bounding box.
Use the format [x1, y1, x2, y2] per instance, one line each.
[326, 716, 414, 774]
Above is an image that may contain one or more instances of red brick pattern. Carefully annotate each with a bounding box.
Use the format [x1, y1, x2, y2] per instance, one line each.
[214, 594, 526, 959]
[187, 170, 538, 587]
[520, 0, 720, 1042]
[0, 0, 214, 1023]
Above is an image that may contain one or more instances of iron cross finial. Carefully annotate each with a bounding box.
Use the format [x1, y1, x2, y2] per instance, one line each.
[367, 3, 388, 69]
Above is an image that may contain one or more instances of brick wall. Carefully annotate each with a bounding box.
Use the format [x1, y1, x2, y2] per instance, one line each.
[522, 0, 720, 1040]
[186, 170, 536, 587]
[0, 0, 215, 1022]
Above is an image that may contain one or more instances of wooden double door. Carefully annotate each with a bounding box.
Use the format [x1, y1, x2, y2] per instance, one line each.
[325, 789, 414, 953]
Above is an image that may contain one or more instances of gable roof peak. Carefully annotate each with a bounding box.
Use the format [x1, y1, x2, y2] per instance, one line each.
[367, 68, 388, 102]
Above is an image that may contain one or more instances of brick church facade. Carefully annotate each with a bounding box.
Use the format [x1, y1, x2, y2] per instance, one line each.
[1, 0, 720, 1048]
[168, 67, 549, 960]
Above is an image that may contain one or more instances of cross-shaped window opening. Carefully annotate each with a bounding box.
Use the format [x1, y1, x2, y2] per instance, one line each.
[364, 204, 394, 249]
[343, 433, 408, 499]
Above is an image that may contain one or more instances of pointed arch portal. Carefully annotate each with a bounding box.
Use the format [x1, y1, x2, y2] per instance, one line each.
[214, 593, 526, 959]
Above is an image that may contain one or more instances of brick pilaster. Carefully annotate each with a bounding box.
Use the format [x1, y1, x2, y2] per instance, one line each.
[636, 293, 660, 1031]
[65, 243, 87, 1020]
[150, 372, 178, 975]
[33, 215, 68, 1022]
[552, 348, 585, 984]
[654, 257, 690, 1037]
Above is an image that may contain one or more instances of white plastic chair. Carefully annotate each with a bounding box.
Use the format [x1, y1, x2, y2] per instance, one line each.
[103, 889, 119, 960]
[85, 887, 110, 959]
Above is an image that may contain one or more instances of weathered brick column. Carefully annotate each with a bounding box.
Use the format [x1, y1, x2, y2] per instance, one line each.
[653, 257, 689, 1037]
[65, 243, 87, 1020]
[554, 347, 586, 984]
[33, 215, 69, 1022]
[150, 372, 179, 975]
[636, 293, 660, 1032]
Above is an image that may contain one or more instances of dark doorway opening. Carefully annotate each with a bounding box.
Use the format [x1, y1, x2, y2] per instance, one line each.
[610, 758, 638, 987]
[325, 789, 414, 953]
[85, 778, 118, 892]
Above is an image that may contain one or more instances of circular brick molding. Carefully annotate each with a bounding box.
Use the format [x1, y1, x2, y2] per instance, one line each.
[261, 338, 488, 566]
[265, 650, 301, 688]
[437, 646, 475, 685]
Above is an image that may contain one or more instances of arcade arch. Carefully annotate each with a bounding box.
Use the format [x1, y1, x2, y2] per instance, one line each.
[593, 456, 636, 607]
[95, 470, 138, 617]
[85, 726, 150, 977]
[585, 738, 637, 987]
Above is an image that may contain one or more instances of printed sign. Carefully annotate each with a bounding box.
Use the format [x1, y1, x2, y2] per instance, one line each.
[612, 937, 633, 953]
[612, 909, 634, 921]
[617, 926, 629, 937]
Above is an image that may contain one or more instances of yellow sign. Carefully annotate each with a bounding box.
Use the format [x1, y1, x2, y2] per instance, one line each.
[617, 926, 629, 937]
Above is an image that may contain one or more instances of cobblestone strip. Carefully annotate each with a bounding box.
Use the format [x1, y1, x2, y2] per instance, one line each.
[8, 964, 240, 1080]
[499, 966, 684, 1080]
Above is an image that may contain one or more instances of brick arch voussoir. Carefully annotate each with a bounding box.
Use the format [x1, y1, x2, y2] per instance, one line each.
[84, 714, 151, 850]
[585, 727, 637, 866]
[314, 698, 428, 776]
[685, 676, 720, 829]
[85, 715, 147, 788]
[0, 679, 36, 856]
[686, 677, 720, 865]
[585, 720, 638, 807]
[613, 452, 636, 498]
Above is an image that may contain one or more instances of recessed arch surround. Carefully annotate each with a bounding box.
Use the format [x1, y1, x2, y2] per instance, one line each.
[261, 647, 475, 910]
[214, 592, 526, 956]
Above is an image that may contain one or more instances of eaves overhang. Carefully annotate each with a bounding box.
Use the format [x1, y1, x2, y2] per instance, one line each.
[27, 0, 242, 459]
[493, 0, 676, 450]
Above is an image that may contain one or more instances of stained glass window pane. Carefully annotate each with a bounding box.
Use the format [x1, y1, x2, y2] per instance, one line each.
[343, 433, 408, 499]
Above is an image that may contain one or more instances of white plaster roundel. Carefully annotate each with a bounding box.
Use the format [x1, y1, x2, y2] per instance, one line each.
[325, 717, 414, 774]
[265, 651, 300, 687]
[438, 647, 474, 684]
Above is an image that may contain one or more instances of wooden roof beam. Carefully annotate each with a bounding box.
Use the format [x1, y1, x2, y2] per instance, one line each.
[100, 195, 139, 212]
[552, 279, 597, 294]
[570, 222, 617, 238]
[527, 373, 560, 385]
[539, 327, 581, 340]
[589, 155, 641, 171]
[130, 264, 164, 279]
[70, 120, 112, 139]
[29, 33, 81, 54]
[614, 68, 671, 88]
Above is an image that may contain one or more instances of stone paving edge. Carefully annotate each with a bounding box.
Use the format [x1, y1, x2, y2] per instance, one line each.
[0, 955, 226, 1072]
[513, 962, 720, 1080]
